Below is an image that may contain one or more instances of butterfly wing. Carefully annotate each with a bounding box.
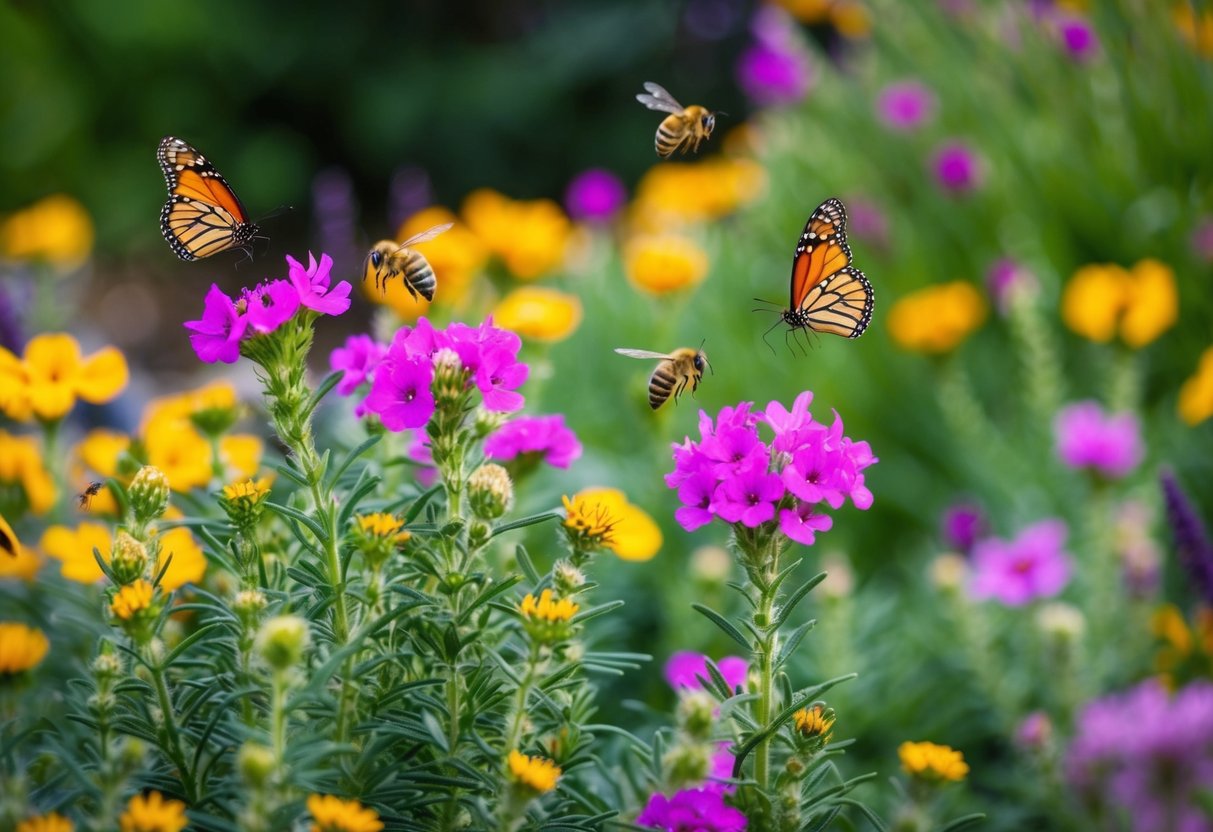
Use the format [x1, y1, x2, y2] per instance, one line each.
[798, 267, 874, 338]
[786, 198, 873, 339]
[637, 82, 685, 115]
[158, 136, 256, 261]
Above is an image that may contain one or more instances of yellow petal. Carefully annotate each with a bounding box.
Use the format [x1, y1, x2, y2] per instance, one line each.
[76, 346, 129, 403]
[75, 429, 131, 478]
[22, 333, 83, 420]
[1178, 346, 1213, 426]
[492, 287, 583, 342]
[40, 522, 111, 584]
[1061, 264, 1129, 342]
[157, 527, 207, 591]
[220, 434, 263, 480]
[1121, 258, 1178, 348]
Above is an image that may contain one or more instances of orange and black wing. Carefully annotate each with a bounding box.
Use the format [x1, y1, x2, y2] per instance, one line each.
[788, 198, 873, 338]
[158, 136, 257, 261]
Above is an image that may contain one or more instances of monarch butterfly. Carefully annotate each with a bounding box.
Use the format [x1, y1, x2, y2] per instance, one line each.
[779, 197, 874, 341]
[158, 136, 261, 261]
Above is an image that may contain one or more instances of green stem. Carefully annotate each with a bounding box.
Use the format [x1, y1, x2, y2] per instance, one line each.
[150, 656, 196, 802]
[271, 670, 288, 794]
[753, 540, 781, 795]
[504, 643, 541, 752]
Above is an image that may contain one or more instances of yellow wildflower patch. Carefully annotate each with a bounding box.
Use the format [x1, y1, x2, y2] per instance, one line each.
[573, 487, 662, 562]
[306, 794, 384, 832]
[111, 580, 155, 620]
[624, 234, 710, 295]
[463, 188, 571, 279]
[492, 287, 583, 342]
[17, 812, 74, 832]
[1061, 259, 1177, 348]
[898, 740, 969, 782]
[0, 333, 128, 422]
[157, 527, 207, 591]
[1179, 346, 1213, 426]
[887, 281, 986, 354]
[0, 194, 94, 267]
[508, 749, 562, 793]
[519, 588, 580, 623]
[0, 622, 50, 674]
[118, 791, 188, 832]
[40, 522, 112, 583]
[0, 430, 56, 515]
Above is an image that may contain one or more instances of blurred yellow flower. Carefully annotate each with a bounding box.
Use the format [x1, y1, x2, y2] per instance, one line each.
[138, 384, 262, 492]
[219, 435, 263, 481]
[1061, 259, 1177, 348]
[887, 281, 986, 353]
[508, 749, 561, 793]
[157, 527, 207, 591]
[830, 1, 870, 37]
[775, 0, 831, 22]
[307, 794, 384, 832]
[0, 430, 56, 515]
[118, 791, 187, 832]
[1152, 603, 1213, 688]
[625, 234, 710, 295]
[0, 622, 49, 674]
[0, 511, 40, 581]
[111, 580, 155, 620]
[0, 194, 94, 267]
[144, 419, 212, 493]
[40, 522, 112, 583]
[17, 813, 74, 832]
[72, 428, 131, 516]
[492, 287, 583, 342]
[1174, 4, 1213, 57]
[574, 487, 662, 562]
[630, 158, 766, 230]
[463, 189, 571, 279]
[0, 334, 128, 422]
[1179, 346, 1213, 426]
[898, 740, 969, 782]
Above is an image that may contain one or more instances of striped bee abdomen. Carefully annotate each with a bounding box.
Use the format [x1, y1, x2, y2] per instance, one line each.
[655, 114, 686, 158]
[401, 250, 437, 302]
[648, 364, 680, 409]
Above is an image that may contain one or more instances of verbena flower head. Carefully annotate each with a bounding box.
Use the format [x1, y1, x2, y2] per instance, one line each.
[565, 168, 627, 222]
[875, 79, 936, 131]
[287, 251, 352, 315]
[330, 335, 388, 396]
[941, 502, 986, 554]
[666, 392, 876, 545]
[1054, 401, 1142, 479]
[737, 6, 812, 106]
[1055, 15, 1099, 61]
[932, 141, 982, 193]
[1161, 470, 1213, 606]
[636, 786, 748, 831]
[968, 519, 1071, 606]
[1066, 680, 1213, 832]
[664, 651, 748, 691]
[484, 414, 583, 470]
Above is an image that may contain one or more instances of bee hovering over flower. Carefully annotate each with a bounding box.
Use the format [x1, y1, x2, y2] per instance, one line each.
[615, 345, 711, 410]
[77, 481, 103, 511]
[363, 223, 454, 301]
[635, 82, 717, 158]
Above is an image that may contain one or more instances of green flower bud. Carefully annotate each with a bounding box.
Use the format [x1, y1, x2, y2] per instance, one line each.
[191, 403, 243, 438]
[468, 463, 514, 520]
[473, 407, 507, 438]
[110, 531, 149, 585]
[233, 589, 268, 630]
[662, 742, 711, 789]
[92, 645, 123, 680]
[677, 691, 716, 741]
[238, 742, 277, 787]
[552, 559, 586, 595]
[432, 348, 468, 407]
[255, 615, 311, 671]
[128, 466, 170, 524]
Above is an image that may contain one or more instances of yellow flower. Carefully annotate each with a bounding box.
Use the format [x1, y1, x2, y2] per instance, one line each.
[898, 741, 969, 782]
[219, 435, 263, 481]
[830, 0, 870, 37]
[118, 791, 188, 832]
[0, 346, 31, 420]
[111, 580, 155, 620]
[573, 487, 662, 562]
[223, 478, 271, 503]
[142, 414, 213, 493]
[775, 0, 831, 22]
[157, 527, 207, 591]
[2, 333, 128, 421]
[508, 749, 561, 793]
[1179, 346, 1213, 426]
[71, 429, 132, 516]
[306, 794, 384, 832]
[630, 158, 766, 229]
[0, 511, 39, 580]
[17, 813, 74, 832]
[492, 287, 583, 342]
[40, 522, 112, 583]
[0, 622, 50, 674]
[139, 384, 260, 491]
[1151, 603, 1213, 689]
[1061, 259, 1178, 347]
[0, 430, 56, 515]
[463, 189, 571, 279]
[792, 704, 836, 739]
[355, 512, 410, 543]
[519, 588, 580, 622]
[887, 281, 986, 353]
[1174, 4, 1213, 57]
[0, 194, 94, 267]
[624, 234, 710, 295]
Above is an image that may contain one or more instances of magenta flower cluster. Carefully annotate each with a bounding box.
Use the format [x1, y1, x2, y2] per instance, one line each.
[1067, 680, 1213, 832]
[666, 392, 876, 545]
[484, 414, 583, 470]
[185, 253, 352, 364]
[875, 80, 937, 131]
[968, 519, 1071, 606]
[664, 651, 748, 691]
[736, 6, 812, 107]
[564, 168, 627, 222]
[1054, 401, 1142, 479]
[637, 787, 747, 832]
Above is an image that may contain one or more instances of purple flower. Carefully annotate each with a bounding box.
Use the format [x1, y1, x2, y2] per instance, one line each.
[1161, 469, 1213, 606]
[711, 467, 784, 527]
[1015, 711, 1053, 752]
[986, 258, 1038, 313]
[184, 284, 249, 365]
[675, 471, 718, 532]
[875, 80, 937, 131]
[286, 252, 352, 316]
[842, 197, 889, 249]
[762, 390, 813, 436]
[969, 519, 1071, 606]
[330, 334, 388, 396]
[1066, 680, 1213, 832]
[484, 414, 582, 469]
[362, 355, 435, 431]
[664, 652, 748, 691]
[710, 743, 735, 783]
[941, 502, 986, 554]
[932, 142, 982, 193]
[243, 279, 300, 334]
[447, 317, 528, 412]
[1056, 15, 1099, 61]
[779, 502, 833, 546]
[1191, 217, 1213, 263]
[638, 787, 747, 831]
[737, 8, 811, 107]
[1054, 401, 1142, 479]
[565, 169, 627, 222]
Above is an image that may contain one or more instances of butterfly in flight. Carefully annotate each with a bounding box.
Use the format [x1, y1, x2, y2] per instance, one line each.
[775, 197, 874, 344]
[158, 136, 261, 261]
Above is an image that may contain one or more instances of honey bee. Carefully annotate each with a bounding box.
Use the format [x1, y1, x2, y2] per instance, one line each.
[615, 346, 711, 410]
[635, 82, 717, 158]
[363, 223, 454, 300]
[77, 481, 102, 511]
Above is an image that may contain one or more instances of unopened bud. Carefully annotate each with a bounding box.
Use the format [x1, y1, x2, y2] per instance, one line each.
[233, 589, 268, 629]
[930, 553, 968, 593]
[552, 559, 586, 594]
[432, 348, 466, 405]
[677, 690, 716, 741]
[1035, 602, 1085, 642]
[662, 742, 711, 788]
[110, 531, 149, 585]
[690, 546, 731, 583]
[128, 466, 170, 524]
[256, 615, 311, 671]
[238, 742, 277, 786]
[92, 645, 123, 679]
[468, 463, 514, 520]
[473, 407, 507, 438]
[221, 479, 271, 532]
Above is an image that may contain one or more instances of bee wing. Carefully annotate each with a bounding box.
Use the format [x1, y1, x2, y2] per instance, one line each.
[399, 222, 454, 249]
[615, 348, 674, 360]
[637, 82, 684, 114]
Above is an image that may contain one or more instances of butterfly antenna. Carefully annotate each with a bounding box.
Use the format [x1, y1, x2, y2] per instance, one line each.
[760, 318, 781, 356]
[257, 204, 295, 223]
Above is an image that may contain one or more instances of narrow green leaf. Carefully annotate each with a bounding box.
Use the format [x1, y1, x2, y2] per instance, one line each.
[91, 547, 118, 583]
[266, 500, 327, 541]
[516, 544, 541, 585]
[773, 571, 827, 630]
[163, 622, 226, 668]
[301, 370, 344, 422]
[491, 510, 561, 537]
[691, 603, 751, 651]
[732, 674, 858, 777]
[274, 462, 310, 487]
[404, 485, 443, 523]
[457, 575, 523, 625]
[937, 814, 986, 832]
[572, 600, 625, 625]
[800, 806, 842, 832]
[776, 619, 818, 670]
[329, 433, 383, 489]
[835, 799, 889, 832]
[337, 471, 382, 530]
